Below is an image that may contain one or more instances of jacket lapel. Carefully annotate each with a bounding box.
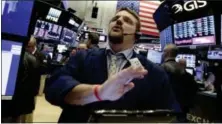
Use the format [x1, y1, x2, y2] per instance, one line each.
[90, 49, 108, 83]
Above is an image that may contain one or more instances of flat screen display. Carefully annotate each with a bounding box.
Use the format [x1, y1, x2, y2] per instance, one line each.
[57, 44, 67, 53]
[176, 54, 196, 68]
[207, 50, 222, 60]
[2, 1, 34, 36]
[33, 20, 62, 41]
[46, 7, 62, 23]
[147, 50, 162, 64]
[160, 26, 173, 51]
[174, 15, 215, 46]
[56, 54, 63, 62]
[41, 44, 54, 59]
[2, 39, 23, 98]
[60, 28, 77, 43]
[69, 18, 80, 28]
[195, 64, 204, 81]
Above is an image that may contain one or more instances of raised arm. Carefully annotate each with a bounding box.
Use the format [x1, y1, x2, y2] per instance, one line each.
[45, 51, 148, 106]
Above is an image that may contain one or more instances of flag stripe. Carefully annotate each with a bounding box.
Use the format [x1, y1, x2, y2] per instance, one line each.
[140, 17, 155, 23]
[141, 21, 156, 27]
[140, 7, 156, 13]
[140, 2, 159, 9]
[139, 12, 153, 18]
[139, 9, 155, 15]
[139, 1, 160, 36]
[140, 1, 161, 6]
[141, 23, 157, 29]
[141, 22, 157, 28]
[141, 27, 159, 33]
[140, 30, 159, 36]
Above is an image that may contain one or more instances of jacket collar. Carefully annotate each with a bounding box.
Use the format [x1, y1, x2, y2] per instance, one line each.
[164, 58, 176, 63]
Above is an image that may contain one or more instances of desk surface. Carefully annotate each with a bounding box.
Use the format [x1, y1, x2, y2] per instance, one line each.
[198, 91, 217, 98]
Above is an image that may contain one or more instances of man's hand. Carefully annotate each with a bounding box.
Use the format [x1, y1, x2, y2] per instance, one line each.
[98, 66, 148, 101]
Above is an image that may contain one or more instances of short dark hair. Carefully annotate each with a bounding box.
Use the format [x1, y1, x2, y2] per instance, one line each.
[116, 7, 141, 32]
[88, 32, 99, 44]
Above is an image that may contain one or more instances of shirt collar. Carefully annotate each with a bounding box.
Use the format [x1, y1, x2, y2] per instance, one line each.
[106, 44, 134, 60]
[32, 47, 37, 55]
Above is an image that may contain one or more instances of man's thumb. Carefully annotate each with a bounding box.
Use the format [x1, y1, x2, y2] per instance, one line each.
[123, 82, 135, 93]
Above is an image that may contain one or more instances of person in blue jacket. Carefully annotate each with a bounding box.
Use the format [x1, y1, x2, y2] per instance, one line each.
[45, 7, 180, 123]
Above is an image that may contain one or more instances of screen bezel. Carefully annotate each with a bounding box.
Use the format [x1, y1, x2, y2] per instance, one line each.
[1, 33, 28, 100]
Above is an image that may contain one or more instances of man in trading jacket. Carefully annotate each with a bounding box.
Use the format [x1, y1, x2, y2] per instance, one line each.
[45, 7, 180, 123]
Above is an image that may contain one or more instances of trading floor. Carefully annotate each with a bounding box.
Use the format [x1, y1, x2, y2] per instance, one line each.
[33, 95, 61, 122]
[1, 0, 222, 123]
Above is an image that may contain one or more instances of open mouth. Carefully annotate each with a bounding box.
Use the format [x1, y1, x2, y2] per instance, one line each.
[112, 26, 122, 32]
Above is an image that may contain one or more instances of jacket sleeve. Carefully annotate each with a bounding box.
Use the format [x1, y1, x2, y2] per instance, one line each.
[45, 51, 85, 106]
[148, 64, 181, 113]
[159, 72, 181, 112]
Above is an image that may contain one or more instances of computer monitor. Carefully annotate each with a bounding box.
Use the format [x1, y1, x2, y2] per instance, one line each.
[147, 50, 163, 64]
[174, 15, 216, 46]
[57, 44, 67, 53]
[159, 26, 173, 51]
[2, 39, 23, 100]
[176, 54, 196, 68]
[195, 64, 204, 82]
[41, 44, 54, 58]
[33, 19, 62, 41]
[46, 7, 62, 23]
[56, 53, 63, 62]
[207, 50, 222, 60]
[2, 1, 34, 36]
[60, 28, 77, 43]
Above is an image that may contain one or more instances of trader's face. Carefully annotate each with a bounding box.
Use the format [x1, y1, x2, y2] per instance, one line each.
[108, 10, 137, 44]
[26, 42, 35, 53]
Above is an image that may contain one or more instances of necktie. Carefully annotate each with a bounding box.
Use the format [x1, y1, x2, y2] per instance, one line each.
[109, 55, 118, 78]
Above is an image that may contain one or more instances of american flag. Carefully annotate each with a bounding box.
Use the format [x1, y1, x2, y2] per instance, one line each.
[116, 0, 161, 37]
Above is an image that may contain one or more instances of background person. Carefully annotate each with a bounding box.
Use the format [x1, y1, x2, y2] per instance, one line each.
[86, 32, 99, 49]
[161, 44, 198, 122]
